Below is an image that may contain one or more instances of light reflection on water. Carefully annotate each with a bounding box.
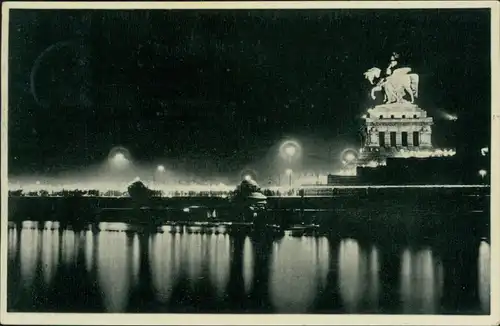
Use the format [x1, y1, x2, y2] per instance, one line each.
[96, 232, 131, 312]
[243, 236, 254, 295]
[150, 233, 178, 302]
[41, 229, 60, 284]
[478, 240, 490, 312]
[338, 238, 367, 312]
[336, 240, 383, 312]
[7, 228, 18, 261]
[270, 236, 329, 313]
[368, 247, 380, 309]
[61, 230, 76, 266]
[8, 224, 491, 314]
[186, 234, 203, 285]
[130, 234, 140, 287]
[19, 229, 40, 290]
[84, 230, 93, 272]
[208, 235, 231, 298]
[400, 248, 444, 314]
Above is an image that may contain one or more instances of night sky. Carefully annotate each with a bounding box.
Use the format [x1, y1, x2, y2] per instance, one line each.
[8, 8, 491, 175]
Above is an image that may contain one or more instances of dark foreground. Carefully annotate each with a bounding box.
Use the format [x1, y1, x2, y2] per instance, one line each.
[7, 198, 490, 314]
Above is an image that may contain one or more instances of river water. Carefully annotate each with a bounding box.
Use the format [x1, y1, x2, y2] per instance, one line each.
[7, 211, 490, 314]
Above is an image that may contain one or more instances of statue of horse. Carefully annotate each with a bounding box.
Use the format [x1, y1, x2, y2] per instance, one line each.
[364, 67, 419, 104]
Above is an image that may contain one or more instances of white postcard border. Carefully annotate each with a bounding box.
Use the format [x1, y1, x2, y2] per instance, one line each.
[1, 1, 499, 325]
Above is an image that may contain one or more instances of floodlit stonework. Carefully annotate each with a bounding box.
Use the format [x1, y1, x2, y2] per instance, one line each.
[358, 54, 455, 166]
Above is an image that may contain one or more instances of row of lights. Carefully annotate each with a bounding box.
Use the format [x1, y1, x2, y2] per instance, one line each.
[109, 142, 362, 187]
[108, 143, 489, 186]
[109, 142, 303, 187]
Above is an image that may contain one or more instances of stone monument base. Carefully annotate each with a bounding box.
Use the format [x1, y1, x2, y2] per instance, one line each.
[367, 102, 429, 119]
[359, 102, 436, 166]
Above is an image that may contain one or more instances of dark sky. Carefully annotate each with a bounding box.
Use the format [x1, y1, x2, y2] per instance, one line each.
[8, 8, 491, 175]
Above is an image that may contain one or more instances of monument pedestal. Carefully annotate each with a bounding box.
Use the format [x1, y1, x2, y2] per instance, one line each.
[359, 102, 434, 165]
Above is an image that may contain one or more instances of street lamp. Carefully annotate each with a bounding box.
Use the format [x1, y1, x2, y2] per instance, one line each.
[284, 145, 297, 165]
[112, 153, 127, 164]
[479, 169, 487, 179]
[285, 169, 293, 188]
[344, 152, 356, 163]
[154, 165, 166, 183]
[285, 145, 297, 160]
[115, 153, 125, 161]
[109, 151, 130, 170]
[279, 140, 301, 163]
[278, 140, 301, 187]
[340, 149, 358, 166]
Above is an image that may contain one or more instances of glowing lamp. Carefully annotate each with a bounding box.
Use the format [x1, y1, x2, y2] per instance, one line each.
[344, 152, 356, 162]
[285, 169, 293, 176]
[285, 145, 297, 157]
[114, 153, 125, 161]
[157, 165, 165, 172]
[279, 140, 301, 162]
[244, 175, 252, 181]
[479, 170, 487, 178]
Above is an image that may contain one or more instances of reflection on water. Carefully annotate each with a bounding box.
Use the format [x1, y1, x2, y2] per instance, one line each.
[41, 229, 60, 285]
[400, 248, 444, 314]
[338, 239, 376, 312]
[61, 230, 76, 266]
[84, 230, 94, 272]
[96, 232, 131, 312]
[150, 234, 178, 302]
[270, 237, 329, 313]
[8, 228, 18, 261]
[186, 235, 203, 285]
[242, 237, 254, 295]
[368, 247, 380, 309]
[208, 235, 230, 298]
[7, 219, 490, 314]
[19, 229, 40, 290]
[130, 234, 140, 286]
[478, 240, 490, 312]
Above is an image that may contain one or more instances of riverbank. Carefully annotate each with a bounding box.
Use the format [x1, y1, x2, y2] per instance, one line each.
[7, 186, 490, 228]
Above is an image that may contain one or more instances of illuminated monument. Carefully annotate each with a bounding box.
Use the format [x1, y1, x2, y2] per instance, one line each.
[358, 52, 455, 167]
